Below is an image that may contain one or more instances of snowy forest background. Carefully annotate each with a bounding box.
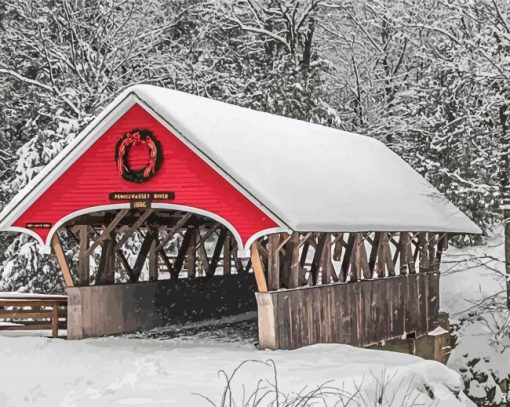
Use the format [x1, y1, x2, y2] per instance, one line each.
[0, 0, 509, 292]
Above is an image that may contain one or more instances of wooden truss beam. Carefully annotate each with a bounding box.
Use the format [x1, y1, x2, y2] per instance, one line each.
[84, 209, 129, 257]
[251, 241, 268, 293]
[223, 233, 231, 275]
[207, 228, 227, 276]
[78, 225, 89, 285]
[171, 227, 194, 279]
[113, 209, 154, 252]
[154, 213, 192, 252]
[51, 232, 75, 287]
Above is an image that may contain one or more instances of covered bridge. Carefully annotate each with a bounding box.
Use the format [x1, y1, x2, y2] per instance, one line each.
[0, 85, 480, 349]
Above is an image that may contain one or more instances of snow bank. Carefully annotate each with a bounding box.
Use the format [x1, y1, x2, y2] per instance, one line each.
[441, 227, 510, 404]
[0, 333, 471, 407]
[440, 230, 505, 316]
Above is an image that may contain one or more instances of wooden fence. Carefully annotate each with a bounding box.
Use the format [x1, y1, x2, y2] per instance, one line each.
[0, 295, 68, 338]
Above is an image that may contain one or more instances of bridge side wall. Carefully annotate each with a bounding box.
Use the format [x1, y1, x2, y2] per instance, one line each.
[66, 273, 256, 339]
[256, 272, 440, 350]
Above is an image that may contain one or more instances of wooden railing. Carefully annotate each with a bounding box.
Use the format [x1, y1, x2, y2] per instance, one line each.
[0, 295, 68, 338]
[251, 231, 447, 292]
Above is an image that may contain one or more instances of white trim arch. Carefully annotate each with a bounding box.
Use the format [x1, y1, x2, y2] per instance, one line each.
[244, 227, 293, 252]
[37, 203, 249, 256]
[5, 207, 296, 258]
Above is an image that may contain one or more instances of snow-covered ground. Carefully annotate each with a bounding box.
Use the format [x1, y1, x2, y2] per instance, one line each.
[441, 228, 510, 404]
[4, 231, 510, 407]
[0, 319, 470, 407]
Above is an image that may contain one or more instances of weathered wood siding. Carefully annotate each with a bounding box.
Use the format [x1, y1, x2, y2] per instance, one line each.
[256, 272, 440, 350]
[66, 273, 256, 339]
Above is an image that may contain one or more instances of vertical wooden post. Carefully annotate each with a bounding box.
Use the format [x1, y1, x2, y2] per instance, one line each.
[350, 233, 361, 282]
[186, 227, 197, 278]
[78, 225, 89, 285]
[223, 232, 231, 275]
[289, 232, 300, 288]
[51, 232, 75, 287]
[408, 233, 417, 274]
[399, 232, 409, 276]
[310, 234, 327, 285]
[232, 240, 245, 274]
[375, 233, 386, 278]
[208, 229, 227, 275]
[51, 301, 59, 338]
[418, 232, 429, 272]
[251, 241, 268, 293]
[299, 240, 310, 269]
[436, 233, 448, 264]
[101, 232, 115, 285]
[267, 234, 280, 290]
[332, 233, 343, 261]
[340, 233, 355, 282]
[359, 234, 371, 279]
[369, 232, 380, 277]
[428, 234, 438, 271]
[321, 233, 332, 284]
[148, 227, 158, 281]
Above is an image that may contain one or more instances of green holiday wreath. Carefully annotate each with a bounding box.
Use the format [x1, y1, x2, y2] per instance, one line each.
[115, 129, 163, 183]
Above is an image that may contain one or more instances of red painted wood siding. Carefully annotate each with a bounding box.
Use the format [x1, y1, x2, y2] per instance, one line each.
[14, 104, 277, 246]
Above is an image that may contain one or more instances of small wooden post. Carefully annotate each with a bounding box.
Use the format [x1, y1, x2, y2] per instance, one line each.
[223, 232, 231, 275]
[51, 232, 74, 287]
[428, 234, 439, 271]
[375, 232, 386, 278]
[78, 225, 89, 285]
[289, 232, 300, 288]
[359, 234, 371, 279]
[349, 233, 362, 282]
[436, 234, 448, 264]
[51, 301, 59, 338]
[299, 239, 310, 280]
[186, 227, 197, 278]
[208, 229, 227, 276]
[399, 232, 409, 276]
[418, 232, 429, 272]
[332, 233, 343, 261]
[102, 231, 115, 285]
[384, 233, 396, 276]
[408, 233, 417, 274]
[321, 233, 332, 284]
[148, 227, 158, 281]
[369, 232, 380, 277]
[267, 234, 280, 290]
[251, 241, 268, 293]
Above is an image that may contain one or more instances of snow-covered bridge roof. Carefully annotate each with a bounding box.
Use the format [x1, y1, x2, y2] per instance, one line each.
[127, 85, 480, 234]
[0, 85, 480, 252]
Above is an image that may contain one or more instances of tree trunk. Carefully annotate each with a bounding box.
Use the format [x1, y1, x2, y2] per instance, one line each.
[500, 104, 510, 309]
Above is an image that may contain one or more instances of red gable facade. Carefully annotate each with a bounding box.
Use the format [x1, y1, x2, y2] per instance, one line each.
[12, 103, 278, 250]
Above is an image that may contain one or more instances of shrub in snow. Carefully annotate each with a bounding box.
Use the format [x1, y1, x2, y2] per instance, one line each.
[450, 313, 510, 406]
[198, 359, 467, 407]
[0, 234, 63, 293]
